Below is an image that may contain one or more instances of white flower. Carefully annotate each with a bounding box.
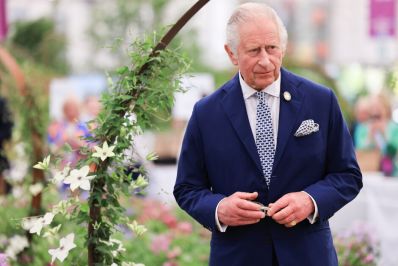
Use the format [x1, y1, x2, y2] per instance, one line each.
[42, 224, 62, 239]
[12, 186, 24, 199]
[8, 159, 29, 182]
[25, 212, 55, 236]
[52, 164, 71, 184]
[5, 235, 29, 260]
[126, 263, 145, 266]
[63, 166, 95, 191]
[48, 233, 76, 263]
[130, 175, 148, 190]
[111, 239, 126, 256]
[29, 183, 44, 196]
[99, 238, 126, 257]
[33, 155, 51, 170]
[115, 263, 145, 266]
[92, 141, 115, 161]
[52, 199, 76, 216]
[21, 217, 36, 231]
[145, 152, 158, 161]
[127, 220, 147, 236]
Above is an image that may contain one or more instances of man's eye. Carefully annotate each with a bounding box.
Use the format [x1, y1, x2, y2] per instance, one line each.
[266, 46, 279, 53]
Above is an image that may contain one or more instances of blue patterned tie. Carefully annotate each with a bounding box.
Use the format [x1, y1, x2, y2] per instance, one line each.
[255, 92, 275, 187]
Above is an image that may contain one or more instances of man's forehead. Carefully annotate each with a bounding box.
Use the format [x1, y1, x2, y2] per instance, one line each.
[238, 17, 278, 34]
[238, 25, 280, 46]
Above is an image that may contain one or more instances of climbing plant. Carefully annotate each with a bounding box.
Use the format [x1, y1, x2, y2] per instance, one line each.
[16, 1, 209, 264]
[23, 31, 189, 265]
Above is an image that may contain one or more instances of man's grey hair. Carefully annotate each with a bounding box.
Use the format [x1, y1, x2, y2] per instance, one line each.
[226, 3, 288, 54]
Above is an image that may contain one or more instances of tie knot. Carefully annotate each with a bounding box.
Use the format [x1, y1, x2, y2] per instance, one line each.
[256, 91, 267, 103]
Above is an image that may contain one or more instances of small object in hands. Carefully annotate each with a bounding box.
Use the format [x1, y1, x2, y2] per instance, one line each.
[252, 201, 269, 216]
[290, 220, 297, 226]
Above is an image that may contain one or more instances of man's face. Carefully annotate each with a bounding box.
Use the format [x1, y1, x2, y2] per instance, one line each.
[225, 16, 284, 90]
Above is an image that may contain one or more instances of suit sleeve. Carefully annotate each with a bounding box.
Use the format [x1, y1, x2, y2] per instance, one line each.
[173, 104, 225, 231]
[304, 91, 362, 221]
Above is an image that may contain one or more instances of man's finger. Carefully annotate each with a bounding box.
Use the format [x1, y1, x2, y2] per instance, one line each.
[236, 208, 266, 219]
[278, 215, 297, 225]
[267, 196, 290, 216]
[236, 199, 263, 211]
[272, 205, 292, 221]
[235, 191, 258, 200]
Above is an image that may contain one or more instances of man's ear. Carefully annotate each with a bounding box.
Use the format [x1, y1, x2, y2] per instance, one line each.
[224, 44, 238, 66]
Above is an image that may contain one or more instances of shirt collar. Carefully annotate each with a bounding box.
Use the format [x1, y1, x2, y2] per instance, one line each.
[239, 71, 281, 100]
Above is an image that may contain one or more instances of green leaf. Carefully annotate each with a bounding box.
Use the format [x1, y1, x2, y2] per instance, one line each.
[80, 202, 89, 213]
[117, 66, 129, 75]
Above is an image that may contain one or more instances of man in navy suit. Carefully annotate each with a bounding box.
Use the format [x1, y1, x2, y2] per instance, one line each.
[174, 3, 362, 266]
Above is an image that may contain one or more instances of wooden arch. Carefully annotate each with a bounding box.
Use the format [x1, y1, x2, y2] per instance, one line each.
[0, 46, 45, 217]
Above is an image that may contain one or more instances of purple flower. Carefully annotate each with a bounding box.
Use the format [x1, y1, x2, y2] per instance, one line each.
[0, 253, 9, 266]
[334, 221, 380, 266]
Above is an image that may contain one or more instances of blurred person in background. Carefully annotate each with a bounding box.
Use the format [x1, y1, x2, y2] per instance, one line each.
[355, 93, 398, 175]
[350, 96, 370, 147]
[48, 96, 90, 167]
[81, 94, 102, 129]
[0, 96, 13, 194]
[174, 2, 362, 266]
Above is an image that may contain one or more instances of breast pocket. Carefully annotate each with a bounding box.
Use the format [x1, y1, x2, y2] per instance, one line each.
[292, 130, 326, 167]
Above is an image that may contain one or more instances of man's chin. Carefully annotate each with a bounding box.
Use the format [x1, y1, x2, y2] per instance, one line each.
[253, 78, 274, 90]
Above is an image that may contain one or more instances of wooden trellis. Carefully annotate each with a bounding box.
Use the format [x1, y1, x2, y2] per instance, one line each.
[0, 46, 46, 233]
[87, 1, 210, 264]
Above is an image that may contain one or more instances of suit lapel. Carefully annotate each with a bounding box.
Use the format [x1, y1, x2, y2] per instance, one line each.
[273, 69, 304, 170]
[221, 75, 263, 175]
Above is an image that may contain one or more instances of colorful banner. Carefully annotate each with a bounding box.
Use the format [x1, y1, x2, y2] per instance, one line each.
[0, 0, 7, 41]
[370, 0, 396, 37]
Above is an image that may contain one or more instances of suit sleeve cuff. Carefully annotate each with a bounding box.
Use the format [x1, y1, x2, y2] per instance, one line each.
[302, 191, 318, 224]
[215, 198, 228, 232]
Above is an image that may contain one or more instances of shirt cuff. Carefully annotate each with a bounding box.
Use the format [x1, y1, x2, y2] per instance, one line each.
[215, 198, 228, 232]
[302, 191, 318, 224]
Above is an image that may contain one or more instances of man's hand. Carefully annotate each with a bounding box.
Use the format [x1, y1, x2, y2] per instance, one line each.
[217, 192, 265, 226]
[267, 191, 315, 227]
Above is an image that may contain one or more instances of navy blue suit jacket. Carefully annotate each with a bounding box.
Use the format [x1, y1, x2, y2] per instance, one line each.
[174, 68, 362, 266]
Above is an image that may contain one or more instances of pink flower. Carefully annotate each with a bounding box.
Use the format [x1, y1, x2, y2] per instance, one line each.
[163, 261, 178, 266]
[0, 253, 9, 266]
[363, 254, 374, 263]
[167, 247, 182, 259]
[161, 213, 178, 228]
[150, 234, 171, 254]
[176, 222, 192, 235]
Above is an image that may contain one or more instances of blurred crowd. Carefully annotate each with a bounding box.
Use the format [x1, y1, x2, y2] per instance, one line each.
[352, 93, 398, 176]
[47, 95, 101, 167]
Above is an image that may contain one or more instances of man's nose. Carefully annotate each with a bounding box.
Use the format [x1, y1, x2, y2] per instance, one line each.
[258, 49, 270, 66]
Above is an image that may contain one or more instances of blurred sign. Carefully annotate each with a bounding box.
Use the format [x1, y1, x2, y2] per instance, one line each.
[173, 73, 214, 121]
[49, 74, 107, 120]
[369, 0, 396, 37]
[0, 0, 7, 41]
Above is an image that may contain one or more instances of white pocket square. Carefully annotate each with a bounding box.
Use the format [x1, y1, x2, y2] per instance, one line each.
[294, 119, 319, 137]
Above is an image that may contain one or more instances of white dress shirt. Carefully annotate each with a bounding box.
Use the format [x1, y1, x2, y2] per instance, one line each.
[241, 72, 281, 145]
[215, 73, 318, 232]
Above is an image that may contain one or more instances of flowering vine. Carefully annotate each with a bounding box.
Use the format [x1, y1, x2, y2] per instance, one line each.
[17, 1, 212, 264]
[22, 32, 189, 265]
